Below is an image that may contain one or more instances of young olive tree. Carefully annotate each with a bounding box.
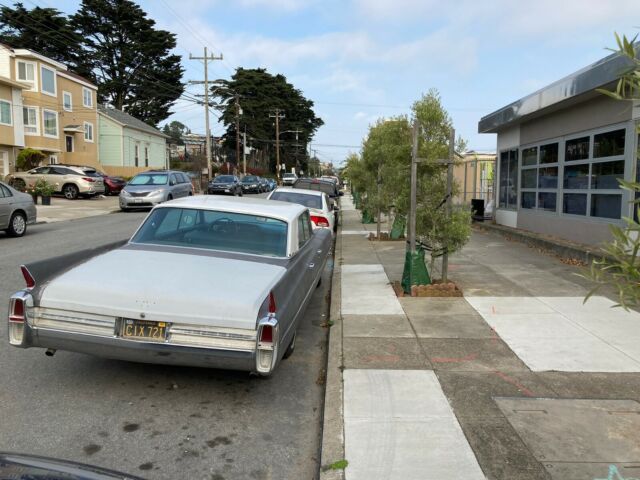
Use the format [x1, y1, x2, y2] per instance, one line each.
[412, 90, 471, 272]
[585, 33, 640, 308]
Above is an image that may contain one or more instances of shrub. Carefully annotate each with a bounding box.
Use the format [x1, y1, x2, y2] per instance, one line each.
[16, 148, 45, 171]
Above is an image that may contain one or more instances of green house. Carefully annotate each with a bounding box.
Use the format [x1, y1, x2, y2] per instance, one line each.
[98, 105, 168, 175]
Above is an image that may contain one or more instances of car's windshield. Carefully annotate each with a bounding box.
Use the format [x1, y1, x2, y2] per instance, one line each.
[283, 173, 296, 178]
[129, 174, 168, 185]
[132, 207, 288, 257]
[242, 176, 258, 183]
[270, 191, 322, 210]
[214, 175, 235, 183]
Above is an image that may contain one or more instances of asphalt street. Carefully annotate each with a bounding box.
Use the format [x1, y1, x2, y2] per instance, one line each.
[0, 197, 332, 480]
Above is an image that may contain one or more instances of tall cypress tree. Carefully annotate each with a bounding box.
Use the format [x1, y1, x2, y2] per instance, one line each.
[71, 0, 184, 126]
[0, 3, 88, 76]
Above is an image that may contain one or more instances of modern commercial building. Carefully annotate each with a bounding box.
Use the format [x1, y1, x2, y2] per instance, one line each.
[479, 48, 639, 245]
[98, 105, 168, 177]
[0, 44, 99, 175]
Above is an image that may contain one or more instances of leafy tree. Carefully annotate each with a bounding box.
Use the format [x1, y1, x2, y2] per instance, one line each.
[584, 33, 640, 308]
[212, 68, 323, 172]
[162, 121, 190, 145]
[412, 90, 470, 261]
[71, 0, 184, 126]
[16, 148, 44, 171]
[0, 3, 88, 75]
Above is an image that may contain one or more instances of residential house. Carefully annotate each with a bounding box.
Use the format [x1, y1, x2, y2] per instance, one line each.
[0, 44, 99, 172]
[452, 151, 496, 206]
[479, 47, 640, 246]
[0, 75, 27, 178]
[98, 105, 169, 177]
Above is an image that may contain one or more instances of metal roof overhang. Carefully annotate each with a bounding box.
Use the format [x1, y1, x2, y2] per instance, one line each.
[63, 125, 84, 133]
[478, 50, 637, 134]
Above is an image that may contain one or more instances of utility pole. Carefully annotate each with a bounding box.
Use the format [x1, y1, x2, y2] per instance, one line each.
[235, 95, 242, 170]
[269, 109, 285, 181]
[441, 128, 455, 283]
[242, 125, 247, 175]
[189, 47, 223, 181]
[409, 121, 419, 254]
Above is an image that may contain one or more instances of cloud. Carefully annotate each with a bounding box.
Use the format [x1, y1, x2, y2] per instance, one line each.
[237, 0, 313, 11]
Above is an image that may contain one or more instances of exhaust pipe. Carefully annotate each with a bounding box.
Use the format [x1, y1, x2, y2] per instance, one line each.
[45, 348, 56, 357]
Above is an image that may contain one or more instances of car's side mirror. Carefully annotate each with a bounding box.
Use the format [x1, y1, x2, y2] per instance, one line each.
[169, 180, 176, 186]
[339, 191, 344, 196]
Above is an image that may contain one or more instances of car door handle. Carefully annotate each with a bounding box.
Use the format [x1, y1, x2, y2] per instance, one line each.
[308, 263, 315, 269]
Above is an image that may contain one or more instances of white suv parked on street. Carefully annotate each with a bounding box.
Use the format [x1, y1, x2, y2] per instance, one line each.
[282, 172, 298, 186]
[8, 165, 105, 199]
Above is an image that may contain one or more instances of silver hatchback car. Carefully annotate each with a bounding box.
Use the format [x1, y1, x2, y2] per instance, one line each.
[0, 181, 37, 237]
[119, 170, 193, 211]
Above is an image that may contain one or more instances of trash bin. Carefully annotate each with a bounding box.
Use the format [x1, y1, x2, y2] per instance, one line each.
[471, 199, 485, 221]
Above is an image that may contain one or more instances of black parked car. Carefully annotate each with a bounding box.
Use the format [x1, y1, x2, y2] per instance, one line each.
[241, 175, 262, 194]
[208, 175, 242, 196]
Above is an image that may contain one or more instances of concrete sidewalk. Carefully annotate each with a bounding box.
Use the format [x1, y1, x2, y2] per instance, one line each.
[321, 194, 640, 480]
[35, 195, 121, 223]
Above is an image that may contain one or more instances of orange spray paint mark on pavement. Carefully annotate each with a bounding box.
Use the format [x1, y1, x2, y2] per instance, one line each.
[493, 370, 535, 397]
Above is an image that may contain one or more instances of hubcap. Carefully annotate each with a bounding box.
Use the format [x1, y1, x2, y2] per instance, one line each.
[64, 186, 76, 199]
[13, 215, 25, 234]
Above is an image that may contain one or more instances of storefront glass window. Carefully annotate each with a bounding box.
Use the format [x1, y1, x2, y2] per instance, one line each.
[565, 136, 590, 162]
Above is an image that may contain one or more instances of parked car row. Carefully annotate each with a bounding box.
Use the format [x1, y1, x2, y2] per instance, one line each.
[207, 174, 276, 195]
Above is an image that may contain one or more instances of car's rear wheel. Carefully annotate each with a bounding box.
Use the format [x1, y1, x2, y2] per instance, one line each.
[167, 194, 173, 201]
[63, 184, 79, 200]
[283, 332, 296, 359]
[7, 212, 27, 237]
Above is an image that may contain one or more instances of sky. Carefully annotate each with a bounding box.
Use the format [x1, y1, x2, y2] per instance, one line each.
[53, 0, 640, 168]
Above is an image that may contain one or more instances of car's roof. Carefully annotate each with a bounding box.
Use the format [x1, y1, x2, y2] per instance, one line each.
[272, 187, 324, 197]
[158, 195, 306, 223]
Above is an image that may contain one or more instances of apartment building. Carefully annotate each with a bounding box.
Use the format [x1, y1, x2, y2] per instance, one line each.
[0, 44, 99, 175]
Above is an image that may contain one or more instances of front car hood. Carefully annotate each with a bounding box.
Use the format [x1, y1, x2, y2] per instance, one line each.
[39, 247, 286, 330]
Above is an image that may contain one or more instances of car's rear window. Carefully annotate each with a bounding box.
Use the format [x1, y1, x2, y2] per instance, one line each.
[132, 207, 288, 257]
[270, 191, 322, 210]
[242, 176, 258, 182]
[293, 180, 334, 195]
[214, 175, 235, 183]
[129, 174, 168, 185]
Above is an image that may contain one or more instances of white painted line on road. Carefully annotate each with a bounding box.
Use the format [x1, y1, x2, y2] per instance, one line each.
[341, 264, 404, 315]
[467, 296, 640, 372]
[344, 370, 485, 480]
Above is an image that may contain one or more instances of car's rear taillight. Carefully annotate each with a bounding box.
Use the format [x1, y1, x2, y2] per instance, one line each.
[310, 215, 330, 228]
[268, 291, 276, 315]
[259, 324, 273, 343]
[82, 177, 95, 182]
[21, 265, 35, 289]
[9, 297, 25, 323]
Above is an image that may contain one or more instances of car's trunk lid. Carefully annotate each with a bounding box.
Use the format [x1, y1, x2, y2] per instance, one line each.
[39, 247, 286, 330]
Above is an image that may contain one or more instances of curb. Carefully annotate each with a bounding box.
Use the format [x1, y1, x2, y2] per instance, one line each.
[319, 220, 345, 480]
[474, 221, 610, 263]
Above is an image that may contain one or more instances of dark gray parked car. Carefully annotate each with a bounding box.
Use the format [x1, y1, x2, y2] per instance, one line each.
[0, 181, 36, 237]
[208, 175, 243, 196]
[119, 170, 193, 210]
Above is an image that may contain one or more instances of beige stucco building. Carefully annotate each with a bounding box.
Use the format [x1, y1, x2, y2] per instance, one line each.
[0, 45, 99, 178]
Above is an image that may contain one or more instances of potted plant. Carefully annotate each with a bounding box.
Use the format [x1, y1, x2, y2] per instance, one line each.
[33, 179, 55, 205]
[26, 185, 38, 204]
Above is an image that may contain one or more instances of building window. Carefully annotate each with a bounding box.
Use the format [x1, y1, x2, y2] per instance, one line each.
[591, 194, 622, 219]
[520, 142, 559, 211]
[134, 145, 139, 167]
[40, 65, 56, 96]
[563, 193, 587, 216]
[593, 129, 625, 158]
[563, 164, 589, 189]
[23, 106, 38, 135]
[499, 149, 518, 209]
[591, 160, 624, 189]
[63, 91, 72, 112]
[565, 136, 590, 162]
[83, 87, 93, 108]
[83, 122, 94, 142]
[0, 100, 11, 126]
[43, 109, 58, 138]
[145, 147, 149, 167]
[16, 60, 35, 90]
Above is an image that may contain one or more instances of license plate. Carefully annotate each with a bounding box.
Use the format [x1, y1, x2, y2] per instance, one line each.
[134, 198, 143, 203]
[121, 319, 167, 341]
[224, 189, 230, 192]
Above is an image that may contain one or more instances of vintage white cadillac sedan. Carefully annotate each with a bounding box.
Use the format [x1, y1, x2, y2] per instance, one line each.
[8, 196, 332, 375]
